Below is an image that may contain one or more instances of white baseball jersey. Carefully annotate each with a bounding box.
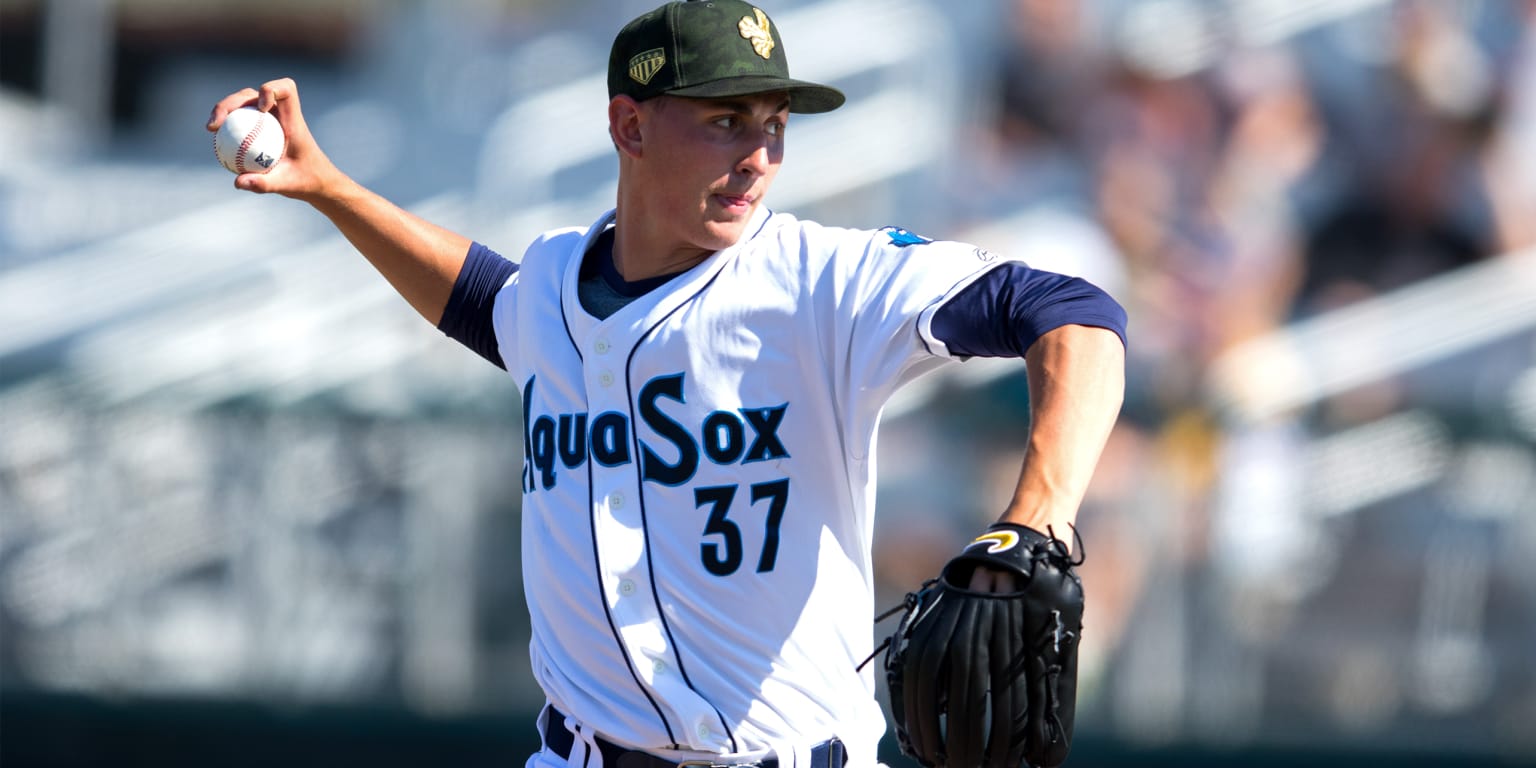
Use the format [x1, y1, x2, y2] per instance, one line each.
[491, 205, 1018, 767]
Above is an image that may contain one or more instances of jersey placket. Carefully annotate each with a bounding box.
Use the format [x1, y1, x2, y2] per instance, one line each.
[582, 320, 733, 751]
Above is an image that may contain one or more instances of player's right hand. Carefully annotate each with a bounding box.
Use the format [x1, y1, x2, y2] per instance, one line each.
[206, 77, 345, 201]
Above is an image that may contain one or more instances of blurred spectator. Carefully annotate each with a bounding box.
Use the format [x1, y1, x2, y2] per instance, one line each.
[1295, 0, 1503, 316]
[994, 0, 1105, 159]
[1483, 1, 1536, 253]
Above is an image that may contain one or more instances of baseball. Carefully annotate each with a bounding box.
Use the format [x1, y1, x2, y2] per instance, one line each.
[214, 106, 285, 175]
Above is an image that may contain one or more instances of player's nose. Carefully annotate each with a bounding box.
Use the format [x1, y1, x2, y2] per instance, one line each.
[735, 134, 779, 176]
[736, 146, 768, 176]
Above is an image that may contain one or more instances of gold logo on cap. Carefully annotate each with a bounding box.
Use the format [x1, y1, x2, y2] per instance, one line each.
[738, 8, 775, 59]
[628, 48, 666, 85]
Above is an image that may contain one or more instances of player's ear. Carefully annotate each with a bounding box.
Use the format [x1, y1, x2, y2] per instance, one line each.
[610, 95, 644, 159]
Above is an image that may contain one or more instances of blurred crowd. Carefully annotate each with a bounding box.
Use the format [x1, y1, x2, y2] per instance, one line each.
[973, 0, 1532, 376]
[875, 0, 1536, 752]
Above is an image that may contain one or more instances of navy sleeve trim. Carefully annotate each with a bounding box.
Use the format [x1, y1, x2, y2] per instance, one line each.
[437, 241, 518, 370]
[931, 262, 1127, 359]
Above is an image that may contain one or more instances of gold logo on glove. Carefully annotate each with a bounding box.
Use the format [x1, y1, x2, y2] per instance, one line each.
[969, 530, 1019, 554]
[739, 8, 775, 59]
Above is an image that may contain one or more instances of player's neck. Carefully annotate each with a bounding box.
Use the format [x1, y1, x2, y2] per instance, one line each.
[610, 208, 713, 282]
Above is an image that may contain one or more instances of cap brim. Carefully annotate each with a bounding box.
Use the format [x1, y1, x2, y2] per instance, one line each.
[665, 75, 846, 114]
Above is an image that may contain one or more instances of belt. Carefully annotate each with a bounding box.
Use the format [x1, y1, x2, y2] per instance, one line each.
[543, 706, 847, 768]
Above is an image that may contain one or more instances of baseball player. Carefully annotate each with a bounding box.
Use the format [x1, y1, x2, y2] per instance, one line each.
[206, 2, 1126, 767]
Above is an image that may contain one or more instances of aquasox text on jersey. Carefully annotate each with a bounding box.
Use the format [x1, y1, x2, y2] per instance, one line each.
[522, 372, 793, 576]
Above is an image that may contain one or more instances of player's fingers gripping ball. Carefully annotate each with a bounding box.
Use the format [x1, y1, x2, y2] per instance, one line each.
[214, 106, 285, 175]
[883, 523, 1085, 768]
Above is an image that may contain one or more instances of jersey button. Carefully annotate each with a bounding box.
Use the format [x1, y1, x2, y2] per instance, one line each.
[654, 659, 668, 675]
[595, 339, 610, 354]
[619, 579, 636, 596]
[695, 721, 711, 740]
[609, 492, 624, 509]
[599, 371, 614, 387]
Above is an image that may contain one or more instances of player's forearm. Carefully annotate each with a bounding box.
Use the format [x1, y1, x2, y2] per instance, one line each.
[306, 174, 472, 326]
[999, 323, 1125, 541]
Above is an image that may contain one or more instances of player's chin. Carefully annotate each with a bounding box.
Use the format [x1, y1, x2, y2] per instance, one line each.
[697, 218, 750, 249]
[700, 202, 757, 244]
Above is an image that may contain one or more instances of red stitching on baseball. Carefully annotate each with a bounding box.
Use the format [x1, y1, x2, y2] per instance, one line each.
[235, 115, 263, 174]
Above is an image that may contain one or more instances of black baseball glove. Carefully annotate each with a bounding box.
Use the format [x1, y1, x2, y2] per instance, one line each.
[881, 522, 1084, 768]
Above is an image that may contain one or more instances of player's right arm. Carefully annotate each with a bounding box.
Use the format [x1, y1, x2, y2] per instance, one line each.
[206, 78, 470, 326]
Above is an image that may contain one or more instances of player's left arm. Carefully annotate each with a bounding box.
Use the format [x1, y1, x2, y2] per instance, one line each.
[924, 262, 1126, 588]
[999, 322, 1123, 546]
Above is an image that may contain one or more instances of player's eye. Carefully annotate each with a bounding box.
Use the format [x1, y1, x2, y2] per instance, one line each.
[766, 121, 784, 137]
[712, 116, 737, 129]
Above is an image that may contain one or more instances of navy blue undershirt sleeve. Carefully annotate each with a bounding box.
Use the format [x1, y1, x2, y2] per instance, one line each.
[436, 241, 519, 369]
[930, 262, 1127, 359]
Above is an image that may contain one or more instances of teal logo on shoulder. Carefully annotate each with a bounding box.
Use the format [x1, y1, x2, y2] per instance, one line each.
[883, 227, 932, 247]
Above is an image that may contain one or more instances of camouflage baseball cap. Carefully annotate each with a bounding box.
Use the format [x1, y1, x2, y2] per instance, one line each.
[608, 0, 845, 114]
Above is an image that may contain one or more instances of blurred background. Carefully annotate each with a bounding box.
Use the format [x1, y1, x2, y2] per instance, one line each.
[1, 0, 1534, 765]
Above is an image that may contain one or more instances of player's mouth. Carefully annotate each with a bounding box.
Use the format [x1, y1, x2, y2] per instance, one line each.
[712, 192, 756, 214]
